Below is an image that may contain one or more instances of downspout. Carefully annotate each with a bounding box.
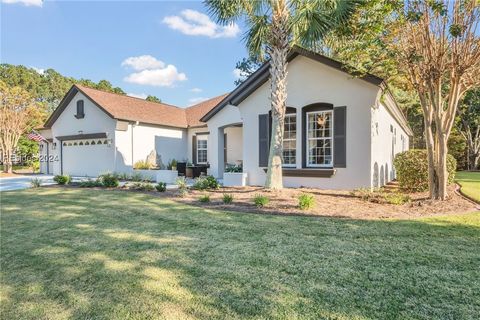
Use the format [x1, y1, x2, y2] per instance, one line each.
[46, 141, 49, 174]
[60, 141, 63, 175]
[131, 121, 138, 167]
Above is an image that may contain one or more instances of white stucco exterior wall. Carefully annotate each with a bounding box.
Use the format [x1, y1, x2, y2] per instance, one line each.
[127, 123, 187, 169]
[370, 102, 410, 187]
[234, 56, 380, 189]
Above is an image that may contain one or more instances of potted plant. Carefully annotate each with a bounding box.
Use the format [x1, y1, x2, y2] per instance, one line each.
[223, 164, 247, 187]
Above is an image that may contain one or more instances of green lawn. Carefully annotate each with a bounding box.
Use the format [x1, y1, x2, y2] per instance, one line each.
[1, 188, 479, 320]
[456, 171, 480, 202]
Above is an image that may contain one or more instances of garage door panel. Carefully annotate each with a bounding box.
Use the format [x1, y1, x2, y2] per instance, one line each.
[62, 139, 114, 177]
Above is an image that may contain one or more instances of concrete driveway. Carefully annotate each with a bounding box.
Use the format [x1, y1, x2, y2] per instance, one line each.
[0, 174, 56, 191]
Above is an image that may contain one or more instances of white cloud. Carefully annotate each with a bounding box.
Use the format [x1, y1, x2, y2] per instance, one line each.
[31, 66, 45, 75]
[1, 0, 42, 7]
[122, 55, 187, 87]
[233, 68, 244, 80]
[127, 93, 148, 99]
[121, 55, 164, 71]
[190, 87, 202, 93]
[163, 9, 240, 38]
[124, 65, 187, 87]
[188, 97, 208, 106]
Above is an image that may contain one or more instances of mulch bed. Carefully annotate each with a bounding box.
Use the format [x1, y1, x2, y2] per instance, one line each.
[49, 182, 479, 220]
[175, 185, 479, 220]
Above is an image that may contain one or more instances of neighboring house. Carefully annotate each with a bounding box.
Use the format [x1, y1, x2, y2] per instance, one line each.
[39, 47, 412, 189]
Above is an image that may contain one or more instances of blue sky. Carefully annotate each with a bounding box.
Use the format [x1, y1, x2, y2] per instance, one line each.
[1, 0, 249, 107]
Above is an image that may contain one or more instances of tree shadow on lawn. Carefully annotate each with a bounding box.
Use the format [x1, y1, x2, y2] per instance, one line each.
[1, 188, 479, 319]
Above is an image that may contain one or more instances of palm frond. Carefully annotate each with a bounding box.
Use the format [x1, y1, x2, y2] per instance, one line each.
[245, 15, 271, 60]
[290, 0, 362, 48]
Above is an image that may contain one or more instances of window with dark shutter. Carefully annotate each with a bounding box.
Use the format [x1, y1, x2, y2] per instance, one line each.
[333, 106, 347, 168]
[75, 100, 85, 119]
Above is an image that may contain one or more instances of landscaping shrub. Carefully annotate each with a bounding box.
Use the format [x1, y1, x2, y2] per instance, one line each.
[225, 164, 242, 173]
[175, 177, 188, 197]
[193, 175, 220, 190]
[99, 173, 119, 188]
[298, 193, 315, 210]
[199, 194, 210, 203]
[393, 149, 456, 191]
[30, 178, 42, 188]
[117, 172, 130, 181]
[79, 179, 103, 188]
[223, 193, 234, 204]
[133, 160, 152, 170]
[155, 182, 167, 192]
[53, 175, 70, 185]
[253, 194, 269, 207]
[130, 182, 155, 191]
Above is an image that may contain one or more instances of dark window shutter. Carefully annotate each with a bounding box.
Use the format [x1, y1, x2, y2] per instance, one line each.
[258, 114, 269, 167]
[192, 135, 197, 165]
[75, 100, 85, 119]
[334, 106, 347, 168]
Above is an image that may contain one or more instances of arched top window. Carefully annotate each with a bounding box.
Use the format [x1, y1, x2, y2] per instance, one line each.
[103, 140, 108, 144]
[63, 142, 67, 146]
[97, 140, 102, 145]
[79, 141, 84, 146]
[91, 141, 96, 145]
[85, 141, 90, 145]
[73, 142, 78, 146]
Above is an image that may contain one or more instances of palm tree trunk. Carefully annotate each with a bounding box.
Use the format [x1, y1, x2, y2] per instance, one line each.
[265, 0, 289, 190]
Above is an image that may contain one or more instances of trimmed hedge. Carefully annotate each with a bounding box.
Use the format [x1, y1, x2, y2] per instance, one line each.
[393, 149, 456, 191]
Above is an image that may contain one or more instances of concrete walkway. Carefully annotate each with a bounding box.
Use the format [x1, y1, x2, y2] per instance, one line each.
[0, 174, 55, 191]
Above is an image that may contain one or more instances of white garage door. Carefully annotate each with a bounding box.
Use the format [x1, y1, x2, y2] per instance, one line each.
[62, 139, 114, 177]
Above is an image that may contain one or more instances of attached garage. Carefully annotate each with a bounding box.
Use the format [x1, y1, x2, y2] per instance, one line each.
[59, 133, 114, 177]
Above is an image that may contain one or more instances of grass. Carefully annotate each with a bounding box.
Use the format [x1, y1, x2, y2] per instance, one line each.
[455, 171, 480, 202]
[1, 188, 479, 319]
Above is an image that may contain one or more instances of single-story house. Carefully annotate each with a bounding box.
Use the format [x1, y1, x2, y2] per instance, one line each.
[39, 47, 412, 189]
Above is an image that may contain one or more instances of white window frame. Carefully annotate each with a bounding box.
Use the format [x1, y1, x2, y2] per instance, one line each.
[306, 110, 334, 168]
[283, 113, 297, 167]
[196, 136, 208, 164]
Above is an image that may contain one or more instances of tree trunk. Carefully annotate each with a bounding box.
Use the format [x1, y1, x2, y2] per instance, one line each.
[265, 0, 289, 190]
[436, 133, 449, 200]
[3, 148, 13, 173]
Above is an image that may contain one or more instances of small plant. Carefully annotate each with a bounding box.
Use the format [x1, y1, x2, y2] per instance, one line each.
[298, 193, 315, 210]
[352, 188, 411, 205]
[199, 194, 210, 203]
[117, 172, 130, 181]
[225, 164, 242, 173]
[175, 176, 188, 197]
[99, 173, 119, 188]
[156, 182, 167, 192]
[79, 178, 103, 188]
[168, 159, 178, 170]
[253, 194, 269, 208]
[384, 192, 411, 205]
[133, 160, 152, 170]
[130, 182, 155, 191]
[30, 178, 42, 188]
[53, 175, 71, 185]
[222, 193, 234, 204]
[130, 172, 144, 182]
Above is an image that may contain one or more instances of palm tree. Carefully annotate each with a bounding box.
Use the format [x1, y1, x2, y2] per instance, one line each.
[206, 0, 360, 189]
